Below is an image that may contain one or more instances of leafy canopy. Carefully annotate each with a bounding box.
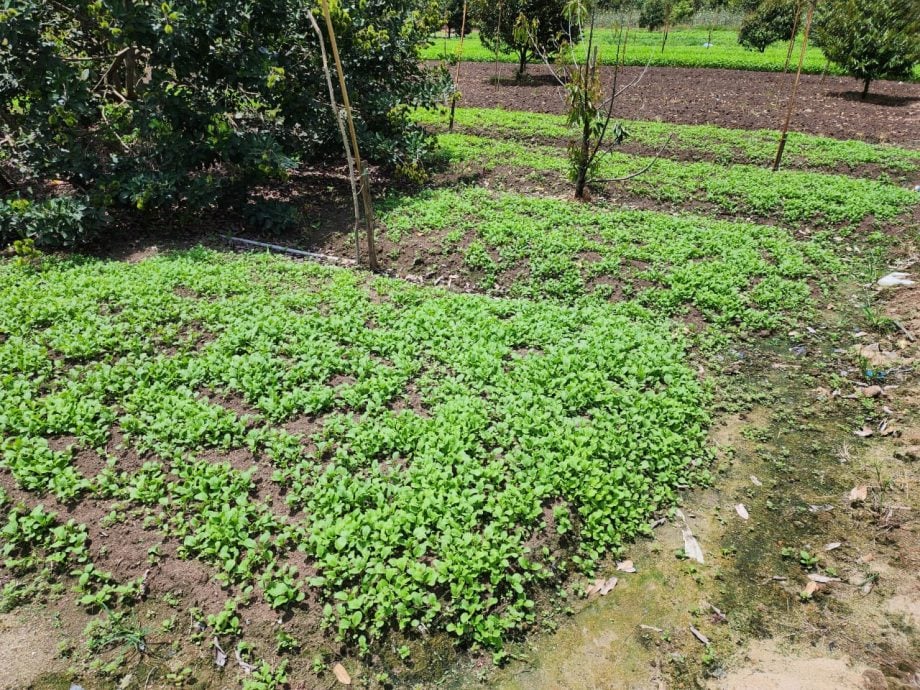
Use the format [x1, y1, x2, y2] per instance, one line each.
[472, 0, 579, 78]
[812, 0, 920, 97]
[0, 0, 448, 247]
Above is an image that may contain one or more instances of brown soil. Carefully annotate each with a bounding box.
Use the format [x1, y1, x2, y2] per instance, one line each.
[449, 62, 920, 147]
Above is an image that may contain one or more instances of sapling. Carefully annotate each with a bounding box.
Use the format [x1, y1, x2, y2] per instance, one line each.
[529, 0, 671, 199]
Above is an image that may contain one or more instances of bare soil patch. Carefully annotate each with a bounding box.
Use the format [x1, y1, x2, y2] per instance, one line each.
[448, 62, 920, 147]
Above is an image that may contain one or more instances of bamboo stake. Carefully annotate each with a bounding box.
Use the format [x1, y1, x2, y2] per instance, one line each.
[307, 10, 361, 262]
[448, 0, 468, 132]
[782, 1, 801, 73]
[319, 0, 378, 270]
[772, 2, 814, 172]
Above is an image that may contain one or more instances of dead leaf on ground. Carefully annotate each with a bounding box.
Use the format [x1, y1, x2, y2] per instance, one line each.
[854, 427, 874, 438]
[750, 475, 763, 487]
[862, 385, 883, 398]
[849, 485, 868, 502]
[802, 580, 819, 597]
[213, 638, 227, 668]
[333, 663, 352, 685]
[824, 542, 842, 551]
[598, 576, 618, 595]
[689, 625, 709, 645]
[676, 509, 704, 563]
[616, 560, 637, 573]
[235, 647, 254, 674]
[735, 503, 749, 520]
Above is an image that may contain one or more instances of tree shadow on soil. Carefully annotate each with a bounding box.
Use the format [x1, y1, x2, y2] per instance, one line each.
[827, 90, 920, 107]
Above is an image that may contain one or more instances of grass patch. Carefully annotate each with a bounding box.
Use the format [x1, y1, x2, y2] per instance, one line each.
[423, 28, 920, 79]
[0, 250, 711, 652]
[380, 187, 840, 330]
[415, 107, 920, 178]
[437, 132, 919, 225]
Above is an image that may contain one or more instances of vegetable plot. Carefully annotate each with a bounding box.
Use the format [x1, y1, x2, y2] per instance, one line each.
[0, 250, 711, 653]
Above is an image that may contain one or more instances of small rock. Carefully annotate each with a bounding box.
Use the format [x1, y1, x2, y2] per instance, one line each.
[862, 668, 888, 690]
[877, 272, 914, 288]
[862, 385, 883, 398]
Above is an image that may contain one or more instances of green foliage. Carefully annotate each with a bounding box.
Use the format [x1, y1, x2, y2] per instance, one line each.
[639, 0, 695, 32]
[738, 0, 798, 53]
[380, 187, 838, 328]
[0, 249, 713, 651]
[813, 0, 920, 98]
[0, 0, 449, 246]
[472, 0, 578, 77]
[414, 107, 920, 176]
[436, 132, 918, 224]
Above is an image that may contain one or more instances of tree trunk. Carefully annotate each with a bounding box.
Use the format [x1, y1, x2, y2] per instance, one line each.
[861, 76, 871, 100]
[516, 49, 527, 81]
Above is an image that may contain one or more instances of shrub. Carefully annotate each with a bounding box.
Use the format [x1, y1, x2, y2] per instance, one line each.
[0, 0, 449, 247]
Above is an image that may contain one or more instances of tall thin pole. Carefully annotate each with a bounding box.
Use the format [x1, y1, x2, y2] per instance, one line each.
[772, 3, 813, 172]
[308, 10, 361, 262]
[782, 1, 802, 73]
[448, 1, 468, 131]
[320, 0, 378, 270]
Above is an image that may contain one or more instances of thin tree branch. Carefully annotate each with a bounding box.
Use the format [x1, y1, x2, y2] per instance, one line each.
[594, 134, 674, 183]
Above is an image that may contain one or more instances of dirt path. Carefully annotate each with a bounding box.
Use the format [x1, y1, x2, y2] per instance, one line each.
[449, 62, 920, 147]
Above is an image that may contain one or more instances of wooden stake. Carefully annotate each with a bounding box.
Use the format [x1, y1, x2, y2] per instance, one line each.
[782, 1, 802, 73]
[772, 3, 813, 172]
[308, 10, 361, 262]
[320, 0, 378, 271]
[448, 0, 468, 132]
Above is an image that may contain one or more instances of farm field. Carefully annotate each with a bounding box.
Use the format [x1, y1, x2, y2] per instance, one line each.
[424, 28, 920, 79]
[3, 109, 920, 690]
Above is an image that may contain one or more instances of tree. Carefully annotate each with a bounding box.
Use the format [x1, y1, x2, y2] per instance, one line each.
[530, 0, 665, 198]
[638, 0, 695, 51]
[446, 0, 473, 36]
[472, 0, 578, 80]
[0, 0, 449, 247]
[812, 0, 920, 99]
[738, 0, 799, 52]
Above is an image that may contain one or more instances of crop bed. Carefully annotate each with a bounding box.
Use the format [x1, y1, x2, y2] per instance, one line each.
[0, 251, 711, 669]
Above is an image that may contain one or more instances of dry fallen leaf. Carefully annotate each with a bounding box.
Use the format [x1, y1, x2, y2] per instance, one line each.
[849, 485, 868, 502]
[802, 580, 819, 597]
[750, 475, 763, 487]
[585, 578, 605, 596]
[862, 385, 883, 398]
[689, 625, 709, 645]
[854, 427, 874, 438]
[616, 560, 637, 573]
[213, 638, 227, 668]
[333, 663, 352, 685]
[735, 503, 749, 520]
[598, 576, 618, 596]
[824, 542, 842, 551]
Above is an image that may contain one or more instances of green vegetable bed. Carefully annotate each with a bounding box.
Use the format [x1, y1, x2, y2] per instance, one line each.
[0, 250, 711, 653]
